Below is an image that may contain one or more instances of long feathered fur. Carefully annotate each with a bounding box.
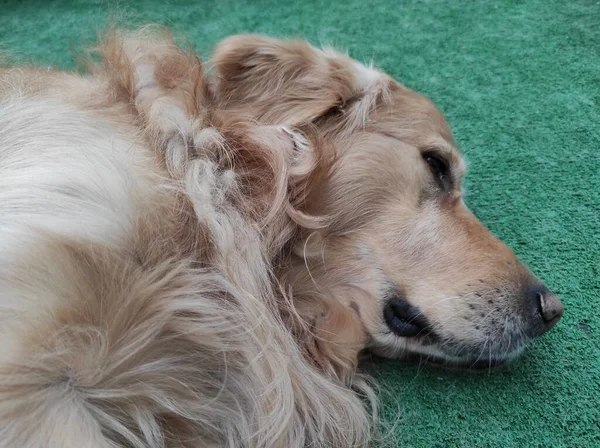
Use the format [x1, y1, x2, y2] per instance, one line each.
[0, 27, 375, 448]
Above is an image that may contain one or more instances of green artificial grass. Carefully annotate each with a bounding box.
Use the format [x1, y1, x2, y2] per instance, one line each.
[1, 1, 598, 446]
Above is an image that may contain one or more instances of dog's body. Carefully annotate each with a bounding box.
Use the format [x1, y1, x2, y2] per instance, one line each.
[0, 29, 563, 447]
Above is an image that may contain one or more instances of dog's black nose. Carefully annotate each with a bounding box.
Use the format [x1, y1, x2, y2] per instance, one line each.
[383, 298, 430, 337]
[527, 284, 564, 334]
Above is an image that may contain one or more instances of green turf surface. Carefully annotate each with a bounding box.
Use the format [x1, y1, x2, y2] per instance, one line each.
[1, 1, 598, 446]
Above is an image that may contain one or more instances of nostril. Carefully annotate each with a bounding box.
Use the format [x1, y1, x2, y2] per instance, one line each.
[534, 291, 545, 316]
[383, 298, 430, 338]
[528, 284, 564, 330]
[540, 292, 564, 323]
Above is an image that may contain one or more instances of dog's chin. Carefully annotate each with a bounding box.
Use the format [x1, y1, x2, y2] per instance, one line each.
[401, 346, 520, 371]
[370, 333, 527, 371]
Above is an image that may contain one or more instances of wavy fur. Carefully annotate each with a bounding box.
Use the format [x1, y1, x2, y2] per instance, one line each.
[0, 28, 373, 448]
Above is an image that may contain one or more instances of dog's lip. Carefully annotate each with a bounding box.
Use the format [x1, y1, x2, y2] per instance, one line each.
[382, 297, 433, 338]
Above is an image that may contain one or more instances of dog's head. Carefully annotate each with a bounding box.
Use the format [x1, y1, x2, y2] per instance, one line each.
[211, 36, 563, 369]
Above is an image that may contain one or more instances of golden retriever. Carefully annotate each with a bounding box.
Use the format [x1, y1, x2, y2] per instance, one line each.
[0, 27, 563, 447]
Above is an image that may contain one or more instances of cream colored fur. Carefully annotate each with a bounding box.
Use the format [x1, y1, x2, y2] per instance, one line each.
[0, 31, 373, 448]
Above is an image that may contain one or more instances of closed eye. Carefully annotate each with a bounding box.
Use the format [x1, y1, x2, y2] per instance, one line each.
[422, 152, 451, 191]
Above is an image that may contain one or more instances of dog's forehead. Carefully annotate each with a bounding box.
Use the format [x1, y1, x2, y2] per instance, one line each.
[381, 86, 466, 177]
[393, 88, 453, 139]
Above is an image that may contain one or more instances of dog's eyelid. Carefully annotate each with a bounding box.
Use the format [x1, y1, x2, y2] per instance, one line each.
[419, 144, 450, 159]
[421, 150, 447, 165]
[420, 149, 449, 174]
[419, 147, 453, 192]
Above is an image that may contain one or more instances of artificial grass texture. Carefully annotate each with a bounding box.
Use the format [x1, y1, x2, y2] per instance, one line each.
[1, 1, 598, 446]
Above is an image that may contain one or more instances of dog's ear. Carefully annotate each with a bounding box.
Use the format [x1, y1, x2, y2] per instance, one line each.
[212, 35, 394, 129]
[292, 295, 367, 378]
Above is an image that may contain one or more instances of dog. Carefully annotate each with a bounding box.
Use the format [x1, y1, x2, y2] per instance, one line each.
[0, 27, 563, 447]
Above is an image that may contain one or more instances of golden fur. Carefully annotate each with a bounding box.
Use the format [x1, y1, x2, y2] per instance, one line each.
[0, 27, 563, 447]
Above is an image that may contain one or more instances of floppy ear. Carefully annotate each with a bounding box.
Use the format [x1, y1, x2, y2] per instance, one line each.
[212, 35, 393, 129]
[291, 293, 367, 378]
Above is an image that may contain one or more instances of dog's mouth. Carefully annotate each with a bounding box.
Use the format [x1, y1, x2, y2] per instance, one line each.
[369, 332, 522, 371]
[380, 297, 529, 370]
